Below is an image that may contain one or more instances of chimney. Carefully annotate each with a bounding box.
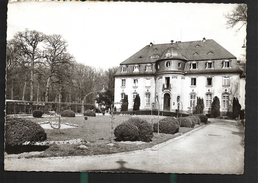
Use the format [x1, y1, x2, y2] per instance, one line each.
[202, 37, 206, 42]
[150, 42, 153, 47]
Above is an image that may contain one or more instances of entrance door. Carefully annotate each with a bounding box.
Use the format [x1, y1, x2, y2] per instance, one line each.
[163, 93, 170, 111]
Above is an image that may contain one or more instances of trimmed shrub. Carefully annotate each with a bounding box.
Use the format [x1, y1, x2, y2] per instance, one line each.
[195, 114, 208, 123]
[121, 95, 128, 111]
[5, 118, 47, 146]
[189, 116, 200, 125]
[84, 109, 96, 117]
[33, 110, 43, 118]
[61, 110, 75, 117]
[211, 96, 220, 118]
[114, 122, 139, 141]
[153, 117, 179, 134]
[133, 94, 141, 111]
[127, 117, 153, 142]
[233, 97, 241, 119]
[179, 117, 195, 128]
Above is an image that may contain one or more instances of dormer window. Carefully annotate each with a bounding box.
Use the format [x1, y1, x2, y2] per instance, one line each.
[190, 62, 197, 69]
[193, 52, 199, 56]
[150, 54, 160, 59]
[145, 64, 152, 71]
[121, 65, 127, 72]
[206, 61, 214, 69]
[222, 60, 231, 68]
[165, 52, 171, 58]
[133, 65, 139, 72]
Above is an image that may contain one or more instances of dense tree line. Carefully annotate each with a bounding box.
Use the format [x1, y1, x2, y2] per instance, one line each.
[6, 29, 118, 105]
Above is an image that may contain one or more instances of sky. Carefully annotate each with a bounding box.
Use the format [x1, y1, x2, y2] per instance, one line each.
[7, 1, 246, 70]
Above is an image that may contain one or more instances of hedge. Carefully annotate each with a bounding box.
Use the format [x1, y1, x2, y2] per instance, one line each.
[114, 122, 139, 141]
[126, 117, 153, 142]
[61, 110, 75, 117]
[194, 114, 208, 124]
[153, 117, 179, 134]
[84, 109, 96, 117]
[179, 117, 195, 128]
[189, 116, 200, 125]
[33, 110, 43, 118]
[5, 118, 47, 146]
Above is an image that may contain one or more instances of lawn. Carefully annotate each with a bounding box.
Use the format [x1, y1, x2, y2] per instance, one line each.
[7, 114, 198, 158]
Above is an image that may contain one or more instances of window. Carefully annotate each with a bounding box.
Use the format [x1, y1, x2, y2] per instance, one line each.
[222, 77, 230, 86]
[133, 79, 138, 86]
[121, 93, 125, 100]
[206, 93, 212, 108]
[121, 79, 126, 87]
[222, 94, 229, 109]
[190, 62, 197, 69]
[133, 92, 137, 100]
[222, 60, 231, 68]
[190, 93, 196, 108]
[207, 77, 212, 86]
[121, 65, 127, 72]
[145, 93, 150, 106]
[165, 61, 171, 67]
[133, 65, 139, 72]
[178, 62, 181, 68]
[146, 78, 151, 87]
[206, 61, 214, 69]
[145, 64, 152, 71]
[191, 78, 196, 86]
[165, 77, 170, 88]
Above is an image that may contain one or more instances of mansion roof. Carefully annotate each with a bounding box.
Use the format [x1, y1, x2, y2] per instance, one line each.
[115, 39, 242, 76]
[121, 39, 236, 65]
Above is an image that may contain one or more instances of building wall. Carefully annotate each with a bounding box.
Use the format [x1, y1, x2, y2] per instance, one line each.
[114, 76, 155, 111]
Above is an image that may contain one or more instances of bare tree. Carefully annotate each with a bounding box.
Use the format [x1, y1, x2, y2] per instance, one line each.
[12, 29, 45, 101]
[225, 4, 247, 31]
[43, 34, 74, 102]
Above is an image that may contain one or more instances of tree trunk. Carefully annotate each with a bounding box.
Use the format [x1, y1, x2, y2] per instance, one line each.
[30, 60, 34, 101]
[58, 84, 62, 113]
[22, 76, 27, 101]
[45, 77, 51, 102]
[37, 82, 40, 102]
[10, 79, 14, 100]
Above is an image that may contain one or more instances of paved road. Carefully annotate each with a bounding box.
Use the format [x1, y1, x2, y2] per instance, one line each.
[5, 119, 244, 174]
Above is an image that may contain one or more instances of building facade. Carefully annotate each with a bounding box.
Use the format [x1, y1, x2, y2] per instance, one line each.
[114, 38, 245, 114]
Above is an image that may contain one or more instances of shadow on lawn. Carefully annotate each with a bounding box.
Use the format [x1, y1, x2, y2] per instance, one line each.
[87, 159, 153, 173]
[5, 145, 50, 154]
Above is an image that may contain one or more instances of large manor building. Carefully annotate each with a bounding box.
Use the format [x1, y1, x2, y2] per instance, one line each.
[114, 38, 245, 114]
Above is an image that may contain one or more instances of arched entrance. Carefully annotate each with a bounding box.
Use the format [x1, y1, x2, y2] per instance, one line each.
[163, 93, 171, 111]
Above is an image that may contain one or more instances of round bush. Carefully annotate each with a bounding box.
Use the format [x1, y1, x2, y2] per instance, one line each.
[33, 110, 43, 118]
[61, 110, 75, 117]
[179, 117, 195, 128]
[5, 118, 47, 146]
[114, 122, 139, 141]
[195, 114, 208, 124]
[127, 117, 153, 142]
[153, 117, 179, 134]
[84, 109, 96, 117]
[189, 116, 200, 125]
